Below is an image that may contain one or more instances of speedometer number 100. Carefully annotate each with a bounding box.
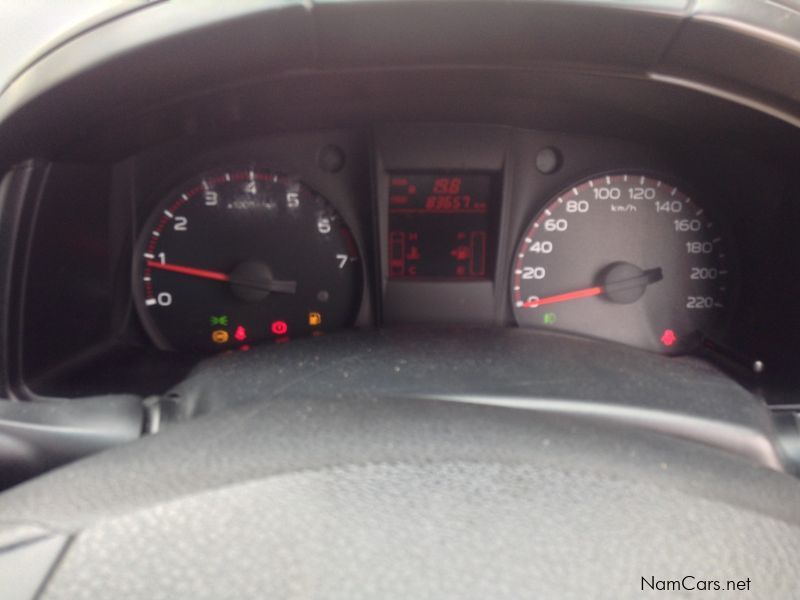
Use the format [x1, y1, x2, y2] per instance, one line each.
[511, 173, 730, 354]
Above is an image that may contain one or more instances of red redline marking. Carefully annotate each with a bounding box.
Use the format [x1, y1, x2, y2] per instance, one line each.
[339, 227, 359, 256]
[186, 184, 205, 197]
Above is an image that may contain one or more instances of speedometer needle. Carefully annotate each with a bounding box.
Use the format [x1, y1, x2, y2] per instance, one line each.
[522, 286, 603, 308]
[522, 267, 662, 308]
[146, 260, 297, 294]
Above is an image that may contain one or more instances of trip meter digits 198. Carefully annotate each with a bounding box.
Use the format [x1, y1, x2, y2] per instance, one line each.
[133, 167, 362, 352]
[387, 174, 497, 280]
[511, 173, 730, 354]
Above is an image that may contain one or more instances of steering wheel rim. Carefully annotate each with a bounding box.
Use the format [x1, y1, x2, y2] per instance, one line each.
[1, 391, 799, 599]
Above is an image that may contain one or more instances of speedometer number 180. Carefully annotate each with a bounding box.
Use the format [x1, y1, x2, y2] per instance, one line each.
[511, 173, 729, 354]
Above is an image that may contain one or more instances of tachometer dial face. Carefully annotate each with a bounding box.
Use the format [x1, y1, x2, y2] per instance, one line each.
[133, 167, 362, 352]
[511, 173, 730, 354]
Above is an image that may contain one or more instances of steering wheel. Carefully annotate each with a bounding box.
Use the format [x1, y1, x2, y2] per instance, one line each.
[1, 1, 800, 597]
[1, 341, 799, 599]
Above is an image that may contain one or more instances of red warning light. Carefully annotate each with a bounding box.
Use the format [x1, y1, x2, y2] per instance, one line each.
[271, 320, 288, 336]
[450, 245, 471, 261]
[660, 329, 677, 347]
[234, 326, 247, 342]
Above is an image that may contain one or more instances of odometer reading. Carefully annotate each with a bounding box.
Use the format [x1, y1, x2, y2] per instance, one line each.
[133, 167, 362, 352]
[387, 174, 497, 279]
[511, 173, 729, 354]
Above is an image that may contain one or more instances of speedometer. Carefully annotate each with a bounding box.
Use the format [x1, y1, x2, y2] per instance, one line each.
[133, 167, 362, 352]
[511, 173, 730, 354]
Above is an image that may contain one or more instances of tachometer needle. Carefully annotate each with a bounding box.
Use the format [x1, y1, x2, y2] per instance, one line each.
[146, 260, 296, 294]
[522, 267, 662, 308]
[147, 260, 230, 282]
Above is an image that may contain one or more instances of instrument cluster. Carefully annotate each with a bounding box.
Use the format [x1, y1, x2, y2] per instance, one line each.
[126, 124, 781, 367]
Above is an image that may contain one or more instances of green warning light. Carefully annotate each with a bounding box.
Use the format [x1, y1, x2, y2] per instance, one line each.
[210, 315, 229, 327]
[543, 312, 557, 325]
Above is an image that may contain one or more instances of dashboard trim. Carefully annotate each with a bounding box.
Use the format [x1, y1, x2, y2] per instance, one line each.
[427, 393, 785, 471]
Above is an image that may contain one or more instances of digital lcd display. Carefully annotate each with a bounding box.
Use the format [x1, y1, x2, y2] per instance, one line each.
[388, 174, 497, 280]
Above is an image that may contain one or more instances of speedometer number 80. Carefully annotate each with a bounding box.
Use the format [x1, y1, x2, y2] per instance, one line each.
[511, 173, 730, 354]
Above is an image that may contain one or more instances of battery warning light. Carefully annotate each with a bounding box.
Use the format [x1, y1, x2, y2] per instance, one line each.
[308, 312, 322, 327]
[234, 326, 247, 342]
[660, 329, 677, 347]
[271, 320, 288, 336]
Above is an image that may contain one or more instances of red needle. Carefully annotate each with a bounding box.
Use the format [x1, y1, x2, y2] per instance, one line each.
[522, 267, 663, 309]
[146, 260, 230, 282]
[522, 286, 603, 308]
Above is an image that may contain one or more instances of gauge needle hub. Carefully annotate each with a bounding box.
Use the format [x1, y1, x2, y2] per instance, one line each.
[604, 267, 662, 296]
[523, 266, 662, 308]
[146, 260, 297, 294]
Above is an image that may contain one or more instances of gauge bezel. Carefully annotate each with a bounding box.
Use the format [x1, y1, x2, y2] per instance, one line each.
[131, 164, 365, 352]
[508, 169, 739, 354]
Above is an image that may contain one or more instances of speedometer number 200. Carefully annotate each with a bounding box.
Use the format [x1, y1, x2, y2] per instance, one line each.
[511, 173, 729, 354]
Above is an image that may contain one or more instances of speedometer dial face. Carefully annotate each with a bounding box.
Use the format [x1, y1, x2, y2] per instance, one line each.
[511, 173, 730, 354]
[133, 167, 362, 352]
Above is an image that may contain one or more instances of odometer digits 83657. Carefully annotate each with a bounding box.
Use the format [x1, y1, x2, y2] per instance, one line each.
[133, 167, 362, 352]
[387, 174, 497, 280]
[511, 173, 730, 354]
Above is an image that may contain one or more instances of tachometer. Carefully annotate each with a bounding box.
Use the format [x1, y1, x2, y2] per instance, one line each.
[511, 173, 730, 354]
[133, 167, 362, 352]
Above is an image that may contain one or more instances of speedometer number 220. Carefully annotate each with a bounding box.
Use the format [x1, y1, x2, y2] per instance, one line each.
[511, 173, 729, 354]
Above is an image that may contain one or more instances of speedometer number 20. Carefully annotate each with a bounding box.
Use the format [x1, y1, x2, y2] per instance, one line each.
[511, 173, 730, 354]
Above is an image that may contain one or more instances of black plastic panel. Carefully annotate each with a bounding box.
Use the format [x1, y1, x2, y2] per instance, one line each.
[313, 1, 686, 67]
[0, 394, 143, 489]
[20, 164, 114, 387]
[375, 125, 510, 324]
[0, 161, 49, 398]
[0, 0, 797, 406]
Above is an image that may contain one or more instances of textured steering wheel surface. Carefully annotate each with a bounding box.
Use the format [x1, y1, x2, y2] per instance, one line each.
[0, 391, 799, 599]
[1, 1, 800, 598]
